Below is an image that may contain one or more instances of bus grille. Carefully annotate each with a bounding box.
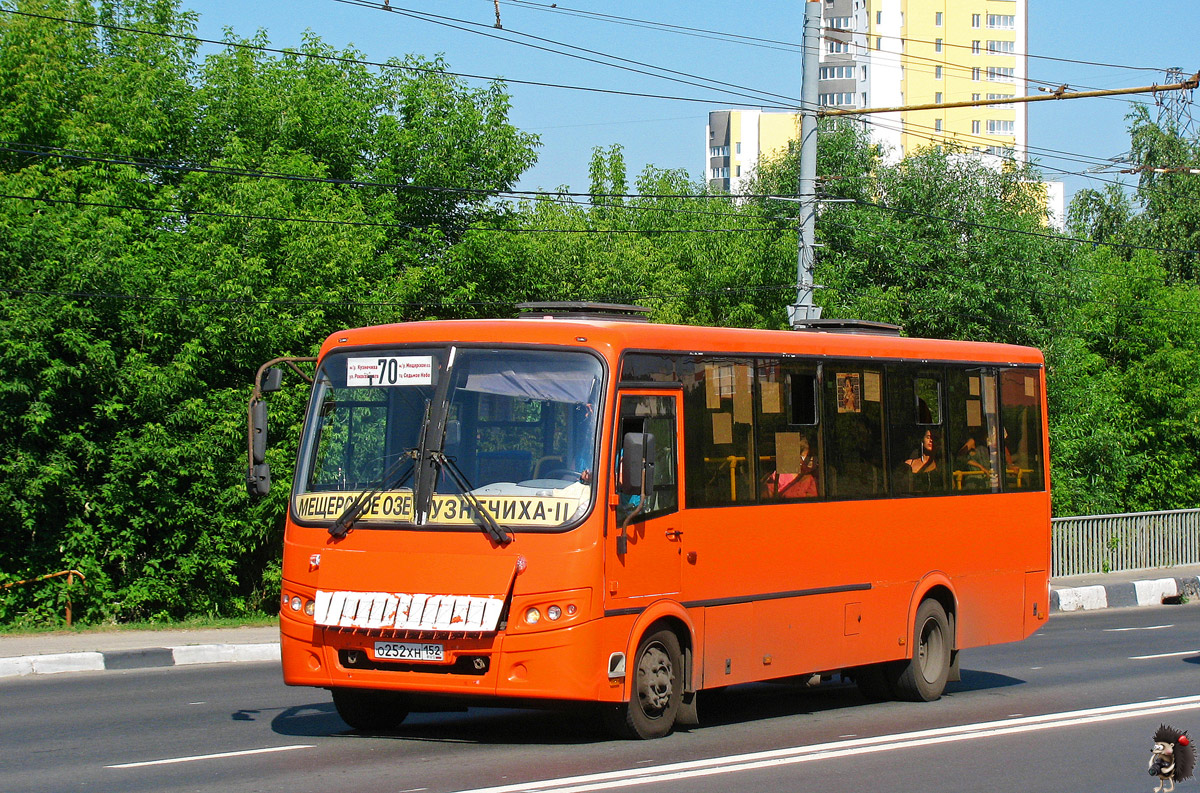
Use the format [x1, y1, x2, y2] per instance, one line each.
[314, 590, 504, 632]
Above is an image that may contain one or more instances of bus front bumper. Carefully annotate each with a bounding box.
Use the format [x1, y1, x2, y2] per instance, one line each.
[280, 610, 625, 703]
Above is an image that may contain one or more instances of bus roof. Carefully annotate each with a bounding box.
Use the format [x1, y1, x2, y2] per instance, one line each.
[319, 317, 1044, 367]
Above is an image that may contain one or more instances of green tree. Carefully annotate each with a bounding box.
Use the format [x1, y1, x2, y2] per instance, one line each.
[0, 0, 538, 624]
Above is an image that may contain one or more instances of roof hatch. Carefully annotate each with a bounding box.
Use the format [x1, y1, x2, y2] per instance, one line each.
[516, 302, 651, 323]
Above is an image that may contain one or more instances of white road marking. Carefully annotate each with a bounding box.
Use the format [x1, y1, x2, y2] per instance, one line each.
[106, 744, 314, 769]
[1104, 624, 1174, 632]
[444, 696, 1200, 793]
[1130, 650, 1199, 660]
[1030, 666, 1043, 670]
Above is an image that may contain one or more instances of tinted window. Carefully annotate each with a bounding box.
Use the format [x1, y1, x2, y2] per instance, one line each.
[887, 366, 949, 495]
[758, 360, 821, 500]
[823, 364, 886, 497]
[684, 357, 757, 506]
[947, 368, 1002, 493]
[1000, 368, 1045, 491]
[621, 353, 684, 383]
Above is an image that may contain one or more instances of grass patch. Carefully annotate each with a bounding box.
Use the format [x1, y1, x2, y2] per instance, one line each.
[0, 614, 278, 637]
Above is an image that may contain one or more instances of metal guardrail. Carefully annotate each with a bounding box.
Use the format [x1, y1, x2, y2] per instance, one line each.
[1, 569, 86, 626]
[1052, 509, 1200, 576]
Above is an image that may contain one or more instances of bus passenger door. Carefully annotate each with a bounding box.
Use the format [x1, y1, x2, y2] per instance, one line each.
[606, 391, 682, 606]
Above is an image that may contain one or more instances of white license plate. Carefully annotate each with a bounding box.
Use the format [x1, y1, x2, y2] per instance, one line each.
[373, 641, 444, 662]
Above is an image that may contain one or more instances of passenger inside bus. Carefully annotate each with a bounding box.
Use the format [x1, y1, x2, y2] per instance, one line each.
[763, 433, 818, 499]
[903, 429, 943, 493]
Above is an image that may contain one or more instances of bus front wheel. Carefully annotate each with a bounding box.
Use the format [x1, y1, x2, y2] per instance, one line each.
[607, 628, 683, 739]
[331, 687, 410, 731]
[890, 599, 951, 702]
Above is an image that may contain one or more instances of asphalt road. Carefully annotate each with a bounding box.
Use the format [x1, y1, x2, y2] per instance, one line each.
[3, 604, 1198, 793]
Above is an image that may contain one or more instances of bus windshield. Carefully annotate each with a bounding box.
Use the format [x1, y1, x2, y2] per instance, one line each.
[293, 346, 603, 531]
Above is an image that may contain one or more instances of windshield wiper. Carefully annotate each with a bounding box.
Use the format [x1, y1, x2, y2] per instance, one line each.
[429, 451, 512, 546]
[329, 448, 418, 538]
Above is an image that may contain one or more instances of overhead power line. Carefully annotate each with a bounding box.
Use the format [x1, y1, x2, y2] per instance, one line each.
[1122, 165, 1200, 175]
[843, 197, 1200, 256]
[4, 140, 1191, 253]
[328, 0, 809, 108]
[0, 8, 790, 109]
[496, 1, 1171, 76]
[0, 192, 794, 234]
[4, 7, 1162, 195]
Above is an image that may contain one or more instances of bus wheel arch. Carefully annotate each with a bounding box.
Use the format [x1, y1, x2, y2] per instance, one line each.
[609, 606, 695, 739]
[909, 576, 957, 657]
[892, 580, 957, 702]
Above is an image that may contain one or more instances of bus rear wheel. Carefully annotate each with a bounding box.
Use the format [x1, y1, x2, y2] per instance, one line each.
[607, 629, 683, 739]
[890, 599, 951, 702]
[331, 687, 410, 731]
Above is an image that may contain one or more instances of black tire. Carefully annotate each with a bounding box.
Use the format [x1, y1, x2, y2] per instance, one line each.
[607, 629, 683, 739]
[331, 687, 410, 731]
[889, 599, 951, 702]
[852, 663, 894, 701]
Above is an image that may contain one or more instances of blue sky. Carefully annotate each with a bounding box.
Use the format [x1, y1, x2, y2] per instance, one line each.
[189, 0, 1198, 202]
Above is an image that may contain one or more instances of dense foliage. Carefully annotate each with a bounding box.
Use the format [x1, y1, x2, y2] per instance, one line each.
[0, 0, 536, 624]
[1, 0, 1196, 625]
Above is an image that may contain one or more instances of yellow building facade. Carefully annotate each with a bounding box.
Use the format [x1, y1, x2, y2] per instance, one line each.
[706, 0, 1027, 193]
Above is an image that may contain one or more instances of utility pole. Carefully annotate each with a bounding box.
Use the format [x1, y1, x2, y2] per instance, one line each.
[788, 0, 822, 330]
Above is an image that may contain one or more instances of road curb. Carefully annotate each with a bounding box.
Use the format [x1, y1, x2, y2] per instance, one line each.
[1051, 575, 1200, 613]
[0, 642, 280, 679]
[4, 574, 1198, 678]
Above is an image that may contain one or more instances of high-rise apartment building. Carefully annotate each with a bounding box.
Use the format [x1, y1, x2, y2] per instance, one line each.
[706, 0, 1028, 194]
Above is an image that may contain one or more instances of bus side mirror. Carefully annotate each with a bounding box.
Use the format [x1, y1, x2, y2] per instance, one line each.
[251, 400, 268, 465]
[247, 462, 271, 497]
[619, 432, 655, 496]
[261, 367, 284, 394]
[245, 356, 317, 499]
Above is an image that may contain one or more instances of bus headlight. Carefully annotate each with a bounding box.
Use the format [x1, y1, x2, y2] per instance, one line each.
[508, 589, 591, 633]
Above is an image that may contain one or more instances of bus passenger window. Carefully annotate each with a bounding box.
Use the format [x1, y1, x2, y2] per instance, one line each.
[683, 358, 756, 506]
[1000, 368, 1045, 491]
[948, 368, 1001, 492]
[887, 366, 949, 495]
[823, 366, 885, 498]
[758, 360, 820, 500]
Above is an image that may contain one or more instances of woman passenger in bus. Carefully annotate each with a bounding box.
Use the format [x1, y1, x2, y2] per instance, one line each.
[764, 434, 818, 499]
[903, 429, 942, 493]
[905, 429, 937, 475]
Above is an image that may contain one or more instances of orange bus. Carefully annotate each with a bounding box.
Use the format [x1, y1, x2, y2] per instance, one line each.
[249, 303, 1050, 739]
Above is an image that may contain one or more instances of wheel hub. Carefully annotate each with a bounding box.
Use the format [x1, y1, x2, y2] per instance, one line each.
[637, 643, 673, 715]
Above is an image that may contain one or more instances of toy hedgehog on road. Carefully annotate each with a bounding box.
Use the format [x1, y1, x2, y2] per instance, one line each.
[1150, 724, 1195, 792]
